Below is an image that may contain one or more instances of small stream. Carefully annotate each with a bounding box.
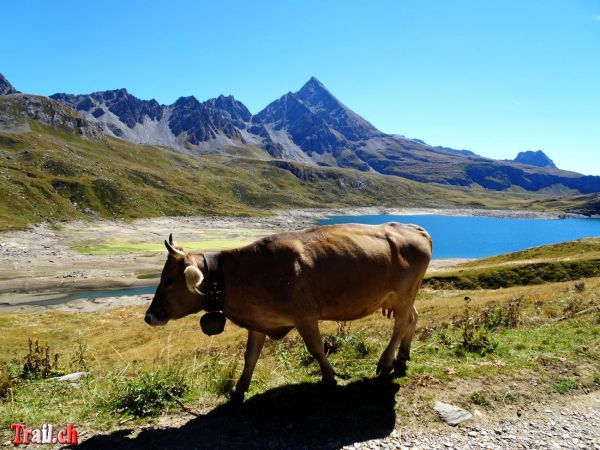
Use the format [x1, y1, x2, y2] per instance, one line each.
[12, 285, 157, 307]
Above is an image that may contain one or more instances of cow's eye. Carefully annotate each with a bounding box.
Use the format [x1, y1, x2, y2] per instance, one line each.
[163, 278, 174, 288]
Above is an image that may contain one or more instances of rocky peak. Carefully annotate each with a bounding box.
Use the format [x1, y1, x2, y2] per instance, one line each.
[52, 88, 163, 128]
[203, 95, 252, 123]
[513, 150, 556, 169]
[0, 73, 19, 95]
[253, 77, 382, 155]
[295, 76, 339, 110]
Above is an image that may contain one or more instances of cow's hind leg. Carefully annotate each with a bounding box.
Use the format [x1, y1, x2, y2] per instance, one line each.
[295, 318, 337, 386]
[232, 329, 266, 403]
[377, 298, 419, 377]
[377, 306, 403, 376]
[394, 306, 418, 377]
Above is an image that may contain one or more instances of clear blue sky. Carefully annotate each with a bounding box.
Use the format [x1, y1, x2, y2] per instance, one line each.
[3, 0, 599, 174]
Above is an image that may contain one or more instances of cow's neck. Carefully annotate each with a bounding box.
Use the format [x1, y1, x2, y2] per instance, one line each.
[202, 252, 225, 312]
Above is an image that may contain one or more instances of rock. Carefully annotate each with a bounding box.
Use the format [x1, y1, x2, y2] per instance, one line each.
[434, 401, 473, 426]
[513, 150, 556, 168]
[52, 371, 88, 381]
[0, 73, 19, 95]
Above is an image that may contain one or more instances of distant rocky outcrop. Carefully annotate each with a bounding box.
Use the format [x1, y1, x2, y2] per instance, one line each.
[0, 73, 19, 95]
[513, 150, 556, 168]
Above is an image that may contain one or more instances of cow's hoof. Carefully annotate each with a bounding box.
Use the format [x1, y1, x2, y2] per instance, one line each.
[392, 360, 407, 378]
[229, 390, 245, 404]
[376, 363, 393, 377]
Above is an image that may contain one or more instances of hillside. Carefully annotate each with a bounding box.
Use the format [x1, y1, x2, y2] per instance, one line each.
[1, 116, 586, 231]
[425, 237, 600, 290]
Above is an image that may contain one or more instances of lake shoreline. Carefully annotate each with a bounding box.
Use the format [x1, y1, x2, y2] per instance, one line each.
[0, 206, 594, 313]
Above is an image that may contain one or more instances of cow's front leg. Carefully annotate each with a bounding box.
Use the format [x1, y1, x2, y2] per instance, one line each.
[295, 318, 337, 386]
[232, 329, 266, 402]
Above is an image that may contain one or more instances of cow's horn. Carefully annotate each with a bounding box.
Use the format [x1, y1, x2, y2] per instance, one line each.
[165, 240, 185, 259]
[168, 233, 174, 245]
[184, 265, 204, 294]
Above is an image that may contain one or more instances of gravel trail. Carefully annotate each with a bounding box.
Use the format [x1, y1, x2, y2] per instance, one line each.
[344, 393, 600, 450]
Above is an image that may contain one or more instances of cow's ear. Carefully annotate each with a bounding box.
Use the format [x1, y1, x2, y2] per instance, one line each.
[184, 265, 204, 294]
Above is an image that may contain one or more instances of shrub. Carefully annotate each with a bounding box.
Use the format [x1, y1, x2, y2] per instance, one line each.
[480, 297, 522, 330]
[561, 296, 585, 318]
[322, 328, 373, 358]
[0, 361, 18, 398]
[110, 370, 188, 417]
[203, 356, 239, 396]
[70, 337, 89, 371]
[436, 329, 454, 348]
[552, 377, 577, 394]
[456, 297, 498, 356]
[574, 281, 586, 293]
[22, 339, 61, 380]
[470, 391, 490, 406]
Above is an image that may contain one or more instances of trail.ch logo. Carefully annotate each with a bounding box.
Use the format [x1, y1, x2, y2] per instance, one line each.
[10, 423, 78, 445]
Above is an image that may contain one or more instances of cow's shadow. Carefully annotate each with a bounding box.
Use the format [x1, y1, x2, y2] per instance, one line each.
[74, 378, 400, 450]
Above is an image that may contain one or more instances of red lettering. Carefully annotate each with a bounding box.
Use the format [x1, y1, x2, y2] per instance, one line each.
[23, 427, 32, 445]
[10, 423, 24, 445]
[57, 429, 67, 444]
[67, 423, 78, 445]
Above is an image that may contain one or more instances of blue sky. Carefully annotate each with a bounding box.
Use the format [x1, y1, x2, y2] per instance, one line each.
[3, 0, 600, 174]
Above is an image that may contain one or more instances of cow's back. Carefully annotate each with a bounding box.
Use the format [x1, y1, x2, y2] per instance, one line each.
[221, 223, 431, 327]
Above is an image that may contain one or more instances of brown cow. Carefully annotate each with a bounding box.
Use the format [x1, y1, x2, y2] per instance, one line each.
[145, 222, 432, 401]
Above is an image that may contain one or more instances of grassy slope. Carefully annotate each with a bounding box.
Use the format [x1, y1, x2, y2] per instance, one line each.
[426, 238, 600, 289]
[0, 122, 597, 231]
[459, 237, 600, 267]
[0, 277, 598, 435]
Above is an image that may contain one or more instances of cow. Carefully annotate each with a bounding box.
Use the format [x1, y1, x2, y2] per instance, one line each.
[145, 222, 432, 401]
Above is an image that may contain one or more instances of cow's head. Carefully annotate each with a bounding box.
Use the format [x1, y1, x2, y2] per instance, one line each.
[144, 234, 206, 326]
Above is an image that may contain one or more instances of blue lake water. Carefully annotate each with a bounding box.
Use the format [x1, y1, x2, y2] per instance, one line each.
[19, 285, 157, 307]
[318, 215, 600, 259]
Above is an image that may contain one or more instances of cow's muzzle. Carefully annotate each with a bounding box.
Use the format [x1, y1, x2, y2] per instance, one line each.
[144, 312, 168, 326]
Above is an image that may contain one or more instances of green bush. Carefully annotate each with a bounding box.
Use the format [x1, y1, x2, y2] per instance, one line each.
[110, 370, 188, 417]
[551, 377, 577, 394]
[470, 391, 490, 406]
[456, 297, 498, 356]
[424, 259, 600, 290]
[323, 331, 373, 358]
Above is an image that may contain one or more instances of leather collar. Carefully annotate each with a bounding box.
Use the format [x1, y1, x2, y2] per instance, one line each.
[202, 252, 225, 312]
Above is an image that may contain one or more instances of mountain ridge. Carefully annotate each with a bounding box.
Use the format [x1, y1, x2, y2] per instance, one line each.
[2, 72, 600, 194]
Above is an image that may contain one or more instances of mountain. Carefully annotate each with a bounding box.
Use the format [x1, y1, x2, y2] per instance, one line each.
[1, 101, 597, 231]
[1, 72, 599, 231]
[0, 72, 594, 194]
[0, 73, 19, 95]
[513, 150, 556, 169]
